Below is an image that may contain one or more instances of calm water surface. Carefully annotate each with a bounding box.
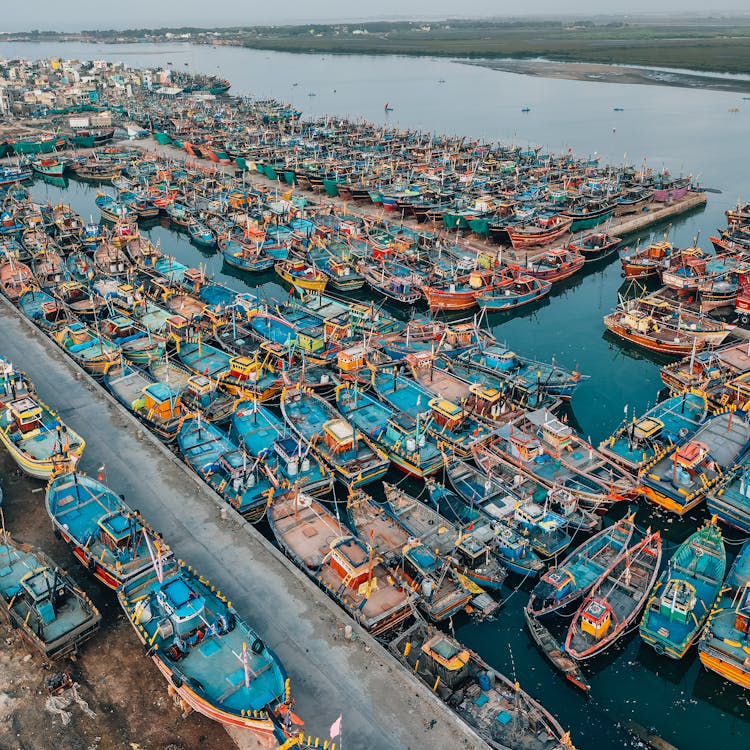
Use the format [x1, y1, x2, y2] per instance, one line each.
[5, 41, 750, 750]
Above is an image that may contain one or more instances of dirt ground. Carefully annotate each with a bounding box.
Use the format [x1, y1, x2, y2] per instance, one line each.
[0, 451, 234, 750]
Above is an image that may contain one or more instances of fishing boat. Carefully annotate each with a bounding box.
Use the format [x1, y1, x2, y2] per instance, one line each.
[335, 383, 443, 477]
[188, 219, 217, 248]
[524, 611, 591, 692]
[349, 487, 478, 619]
[457, 345, 586, 401]
[526, 514, 635, 618]
[0, 531, 101, 659]
[567, 232, 621, 263]
[0, 259, 33, 301]
[281, 385, 389, 487]
[118, 557, 295, 740]
[507, 247, 584, 283]
[53, 322, 120, 376]
[371, 366, 493, 459]
[698, 537, 750, 689]
[150, 358, 236, 425]
[45, 472, 168, 589]
[620, 241, 673, 279]
[475, 273, 552, 312]
[507, 215, 573, 249]
[565, 531, 662, 660]
[100, 315, 166, 365]
[274, 259, 327, 293]
[599, 392, 708, 473]
[105, 363, 192, 441]
[483, 409, 636, 512]
[230, 400, 333, 496]
[178, 416, 274, 521]
[359, 261, 422, 304]
[512, 502, 572, 559]
[640, 519, 726, 659]
[0, 367, 85, 478]
[420, 270, 493, 312]
[706, 448, 750, 532]
[424, 479, 545, 577]
[639, 409, 750, 514]
[389, 621, 574, 750]
[267, 490, 412, 636]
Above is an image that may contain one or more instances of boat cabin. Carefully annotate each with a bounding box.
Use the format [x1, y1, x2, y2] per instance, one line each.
[218, 450, 258, 491]
[274, 435, 310, 477]
[580, 599, 612, 640]
[182, 267, 205, 293]
[535, 415, 573, 453]
[323, 418, 356, 454]
[185, 374, 213, 404]
[228, 356, 262, 383]
[659, 579, 697, 623]
[8, 397, 43, 434]
[734, 588, 750, 634]
[337, 343, 368, 375]
[98, 512, 140, 553]
[454, 534, 491, 572]
[20, 568, 67, 625]
[632, 416, 664, 443]
[103, 316, 139, 341]
[507, 425, 543, 462]
[429, 397, 465, 430]
[324, 317, 352, 344]
[467, 384, 505, 421]
[156, 575, 206, 637]
[420, 634, 470, 689]
[326, 536, 378, 592]
[136, 383, 182, 421]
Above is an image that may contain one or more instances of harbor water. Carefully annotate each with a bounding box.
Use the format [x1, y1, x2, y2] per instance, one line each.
[4, 40, 750, 750]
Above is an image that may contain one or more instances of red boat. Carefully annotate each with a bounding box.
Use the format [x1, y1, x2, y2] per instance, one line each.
[420, 269, 493, 311]
[507, 215, 573, 249]
[508, 247, 584, 283]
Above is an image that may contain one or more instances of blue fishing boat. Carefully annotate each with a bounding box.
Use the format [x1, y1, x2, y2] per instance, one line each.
[371, 366, 493, 459]
[220, 237, 274, 272]
[0, 363, 85, 478]
[178, 416, 274, 521]
[335, 383, 443, 477]
[0, 532, 101, 659]
[457, 345, 587, 401]
[53, 321, 120, 376]
[18, 288, 71, 332]
[188, 219, 217, 248]
[475, 272, 552, 312]
[118, 557, 295, 741]
[230, 400, 333, 495]
[526, 514, 636, 617]
[45, 472, 167, 589]
[599, 392, 707, 473]
[513, 502, 572, 559]
[424, 479, 545, 578]
[280, 385, 389, 487]
[699, 537, 750, 689]
[639, 410, 750, 515]
[99, 315, 166, 366]
[640, 519, 726, 659]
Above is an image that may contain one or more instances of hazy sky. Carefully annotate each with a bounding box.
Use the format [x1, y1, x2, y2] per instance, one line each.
[2, 1, 747, 32]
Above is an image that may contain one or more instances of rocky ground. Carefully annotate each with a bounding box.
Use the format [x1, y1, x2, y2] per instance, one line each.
[0, 451, 232, 750]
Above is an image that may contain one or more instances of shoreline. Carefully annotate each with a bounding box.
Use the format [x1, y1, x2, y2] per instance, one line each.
[464, 58, 750, 94]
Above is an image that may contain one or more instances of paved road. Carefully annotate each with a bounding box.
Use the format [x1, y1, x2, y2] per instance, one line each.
[0, 299, 486, 750]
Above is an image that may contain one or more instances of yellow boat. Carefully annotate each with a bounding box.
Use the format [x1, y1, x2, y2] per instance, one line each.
[0, 363, 85, 478]
[274, 259, 327, 293]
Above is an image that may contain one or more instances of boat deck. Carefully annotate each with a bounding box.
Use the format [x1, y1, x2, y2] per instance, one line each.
[386, 489, 459, 554]
[124, 569, 283, 712]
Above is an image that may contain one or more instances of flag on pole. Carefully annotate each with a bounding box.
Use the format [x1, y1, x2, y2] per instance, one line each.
[97, 464, 105, 481]
[330, 715, 342, 739]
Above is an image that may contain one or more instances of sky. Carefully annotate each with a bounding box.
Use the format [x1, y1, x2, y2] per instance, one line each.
[2, 1, 748, 32]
